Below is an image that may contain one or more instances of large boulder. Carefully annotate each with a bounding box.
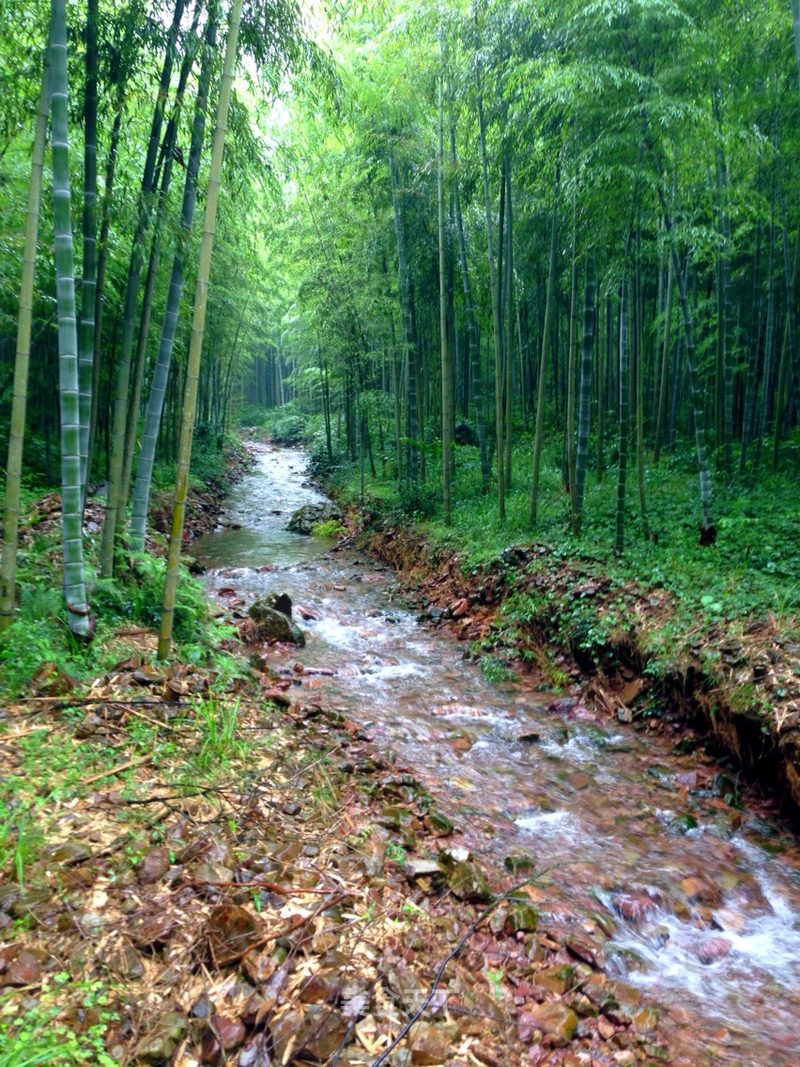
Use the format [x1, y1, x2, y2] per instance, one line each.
[248, 599, 305, 646]
[286, 502, 341, 535]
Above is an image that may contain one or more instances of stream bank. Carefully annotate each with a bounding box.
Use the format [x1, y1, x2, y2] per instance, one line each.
[5, 444, 799, 1066]
[348, 514, 800, 818]
[194, 445, 800, 1066]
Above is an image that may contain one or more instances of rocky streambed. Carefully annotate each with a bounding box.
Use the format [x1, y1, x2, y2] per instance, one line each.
[192, 443, 800, 1067]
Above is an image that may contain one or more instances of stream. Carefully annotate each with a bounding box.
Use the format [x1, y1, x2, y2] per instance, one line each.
[192, 443, 800, 1067]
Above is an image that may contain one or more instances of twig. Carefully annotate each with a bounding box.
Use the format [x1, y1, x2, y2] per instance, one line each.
[84, 755, 152, 785]
[186, 877, 342, 896]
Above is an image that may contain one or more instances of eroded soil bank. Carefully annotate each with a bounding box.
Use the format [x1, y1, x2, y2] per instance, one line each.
[355, 518, 800, 818]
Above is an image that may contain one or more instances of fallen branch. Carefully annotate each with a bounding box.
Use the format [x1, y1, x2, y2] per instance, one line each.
[83, 755, 152, 785]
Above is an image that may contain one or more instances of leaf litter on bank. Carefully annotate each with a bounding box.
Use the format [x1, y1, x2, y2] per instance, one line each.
[0, 629, 683, 1066]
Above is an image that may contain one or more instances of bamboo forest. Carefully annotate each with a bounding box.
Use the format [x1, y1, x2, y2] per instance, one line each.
[2, 1, 800, 1064]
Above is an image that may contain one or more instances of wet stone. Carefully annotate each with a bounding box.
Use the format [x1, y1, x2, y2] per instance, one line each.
[248, 600, 305, 646]
[447, 860, 492, 902]
[409, 1021, 458, 1065]
[138, 847, 171, 884]
[519, 1001, 578, 1046]
[271, 1004, 347, 1062]
[536, 965, 575, 995]
[3, 951, 42, 987]
[379, 805, 417, 831]
[135, 1011, 187, 1063]
[508, 902, 539, 933]
[423, 811, 454, 836]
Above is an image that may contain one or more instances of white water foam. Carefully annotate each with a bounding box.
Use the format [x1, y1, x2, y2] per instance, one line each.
[515, 809, 581, 837]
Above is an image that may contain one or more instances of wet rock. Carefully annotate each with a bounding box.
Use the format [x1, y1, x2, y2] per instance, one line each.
[287, 502, 342, 535]
[507, 902, 538, 933]
[631, 1006, 659, 1033]
[536, 965, 575, 995]
[270, 1004, 347, 1062]
[131, 913, 175, 950]
[248, 600, 305, 646]
[263, 592, 293, 617]
[695, 938, 732, 965]
[423, 811, 454, 837]
[205, 904, 261, 965]
[610, 890, 660, 923]
[503, 853, 535, 874]
[404, 858, 445, 882]
[135, 1011, 187, 1063]
[379, 805, 417, 831]
[564, 932, 605, 968]
[410, 1021, 458, 1064]
[3, 951, 41, 987]
[138, 847, 171, 884]
[518, 1002, 578, 1046]
[447, 860, 492, 902]
[669, 812, 698, 834]
[680, 875, 720, 906]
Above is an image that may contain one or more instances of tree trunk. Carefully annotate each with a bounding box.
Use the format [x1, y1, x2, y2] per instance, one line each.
[652, 255, 673, 463]
[503, 159, 514, 491]
[50, 0, 92, 638]
[438, 31, 452, 524]
[388, 149, 419, 481]
[0, 54, 50, 631]
[474, 0, 505, 519]
[78, 0, 98, 504]
[158, 0, 243, 658]
[100, 0, 186, 577]
[658, 187, 715, 538]
[452, 129, 488, 490]
[129, 5, 217, 549]
[121, 19, 198, 521]
[529, 168, 559, 525]
[573, 269, 594, 536]
[615, 280, 628, 556]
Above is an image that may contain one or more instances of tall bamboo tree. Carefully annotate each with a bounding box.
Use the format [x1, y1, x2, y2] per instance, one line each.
[573, 268, 594, 536]
[530, 168, 559, 525]
[50, 0, 92, 639]
[0, 55, 50, 632]
[438, 27, 452, 524]
[78, 0, 98, 505]
[130, 7, 218, 551]
[100, 0, 186, 577]
[159, 0, 244, 659]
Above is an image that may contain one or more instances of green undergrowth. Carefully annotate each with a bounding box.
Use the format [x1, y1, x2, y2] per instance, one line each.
[335, 435, 800, 677]
[0, 534, 237, 700]
[0, 978, 118, 1066]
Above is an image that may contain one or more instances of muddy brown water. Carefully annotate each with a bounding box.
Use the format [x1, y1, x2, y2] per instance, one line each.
[192, 444, 800, 1066]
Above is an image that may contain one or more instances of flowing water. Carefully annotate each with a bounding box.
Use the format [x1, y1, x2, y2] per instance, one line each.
[192, 444, 800, 1066]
